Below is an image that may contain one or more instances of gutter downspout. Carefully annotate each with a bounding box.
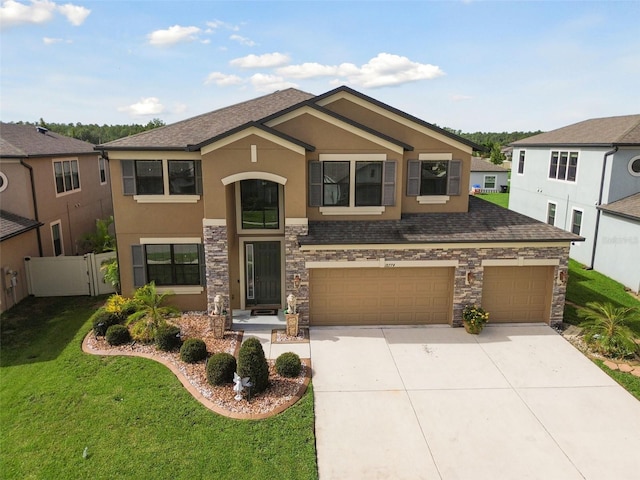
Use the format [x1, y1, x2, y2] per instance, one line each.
[590, 146, 618, 269]
[20, 160, 43, 257]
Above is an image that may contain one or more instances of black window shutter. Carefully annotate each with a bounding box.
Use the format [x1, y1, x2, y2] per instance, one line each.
[447, 160, 462, 195]
[309, 161, 322, 207]
[131, 244, 147, 287]
[194, 160, 203, 195]
[407, 160, 421, 196]
[122, 160, 136, 195]
[381, 160, 397, 206]
[198, 244, 206, 286]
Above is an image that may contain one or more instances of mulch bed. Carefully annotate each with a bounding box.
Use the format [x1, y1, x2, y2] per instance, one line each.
[83, 312, 311, 419]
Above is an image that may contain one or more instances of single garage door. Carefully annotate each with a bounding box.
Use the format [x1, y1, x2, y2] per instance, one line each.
[481, 266, 554, 323]
[309, 267, 454, 326]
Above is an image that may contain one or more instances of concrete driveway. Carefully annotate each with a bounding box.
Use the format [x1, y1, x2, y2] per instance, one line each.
[310, 325, 640, 480]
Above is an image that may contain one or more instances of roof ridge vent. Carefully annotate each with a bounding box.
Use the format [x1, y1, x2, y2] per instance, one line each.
[36, 126, 49, 134]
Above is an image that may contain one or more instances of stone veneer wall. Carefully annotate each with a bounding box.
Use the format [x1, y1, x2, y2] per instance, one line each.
[289, 243, 569, 327]
[203, 224, 230, 313]
[284, 223, 310, 324]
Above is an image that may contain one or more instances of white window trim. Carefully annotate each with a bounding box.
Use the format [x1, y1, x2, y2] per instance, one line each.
[548, 150, 579, 183]
[140, 237, 202, 244]
[156, 286, 204, 295]
[570, 207, 584, 236]
[547, 201, 557, 226]
[483, 175, 497, 189]
[99, 157, 107, 185]
[0, 171, 7, 192]
[628, 155, 640, 177]
[517, 150, 525, 176]
[235, 181, 285, 234]
[416, 195, 450, 205]
[53, 158, 81, 197]
[318, 153, 388, 215]
[140, 239, 204, 294]
[50, 219, 64, 256]
[133, 159, 201, 203]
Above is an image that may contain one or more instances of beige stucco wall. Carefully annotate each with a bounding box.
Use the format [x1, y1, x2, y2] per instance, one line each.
[0, 230, 39, 313]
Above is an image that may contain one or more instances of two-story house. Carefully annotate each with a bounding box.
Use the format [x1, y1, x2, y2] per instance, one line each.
[509, 115, 640, 293]
[98, 86, 579, 327]
[0, 123, 114, 311]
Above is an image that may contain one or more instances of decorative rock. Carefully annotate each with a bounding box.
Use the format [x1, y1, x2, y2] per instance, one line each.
[618, 363, 634, 373]
[603, 360, 619, 370]
[631, 368, 640, 378]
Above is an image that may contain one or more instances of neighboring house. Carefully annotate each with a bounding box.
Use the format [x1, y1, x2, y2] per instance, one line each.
[509, 115, 640, 292]
[98, 86, 579, 327]
[469, 157, 509, 192]
[0, 123, 114, 311]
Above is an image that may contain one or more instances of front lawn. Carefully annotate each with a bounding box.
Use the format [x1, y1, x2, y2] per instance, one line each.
[476, 192, 509, 208]
[0, 297, 318, 480]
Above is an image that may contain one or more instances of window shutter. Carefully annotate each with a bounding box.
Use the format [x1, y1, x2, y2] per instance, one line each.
[131, 244, 146, 287]
[198, 244, 206, 286]
[407, 160, 421, 196]
[382, 160, 397, 206]
[309, 161, 322, 207]
[447, 160, 462, 195]
[194, 160, 203, 195]
[122, 160, 136, 195]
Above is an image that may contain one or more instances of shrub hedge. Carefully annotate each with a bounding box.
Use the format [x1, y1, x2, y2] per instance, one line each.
[275, 352, 302, 378]
[155, 324, 182, 351]
[105, 324, 131, 346]
[238, 337, 269, 394]
[206, 353, 237, 386]
[180, 338, 207, 363]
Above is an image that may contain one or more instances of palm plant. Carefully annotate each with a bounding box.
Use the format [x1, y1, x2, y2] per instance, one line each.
[578, 302, 639, 359]
[126, 282, 179, 343]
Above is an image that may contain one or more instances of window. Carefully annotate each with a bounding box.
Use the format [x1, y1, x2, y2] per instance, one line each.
[240, 179, 279, 229]
[309, 156, 396, 210]
[483, 175, 497, 190]
[407, 159, 461, 197]
[549, 151, 578, 181]
[517, 151, 525, 174]
[122, 159, 202, 198]
[547, 202, 557, 226]
[99, 157, 107, 185]
[51, 221, 63, 256]
[629, 155, 640, 177]
[54, 159, 80, 194]
[0, 171, 7, 193]
[143, 244, 202, 286]
[571, 209, 583, 235]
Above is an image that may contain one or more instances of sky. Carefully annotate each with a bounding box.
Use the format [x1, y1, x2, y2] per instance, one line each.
[1, 0, 639, 133]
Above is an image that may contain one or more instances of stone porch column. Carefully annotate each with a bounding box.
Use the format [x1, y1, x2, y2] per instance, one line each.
[284, 219, 309, 325]
[203, 220, 230, 314]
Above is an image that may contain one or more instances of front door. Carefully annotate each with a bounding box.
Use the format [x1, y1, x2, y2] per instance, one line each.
[245, 241, 281, 306]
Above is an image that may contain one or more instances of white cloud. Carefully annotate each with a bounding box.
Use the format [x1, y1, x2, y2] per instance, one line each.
[43, 36, 71, 44]
[250, 73, 297, 92]
[206, 19, 239, 32]
[147, 25, 201, 46]
[204, 72, 244, 86]
[229, 34, 256, 47]
[230, 52, 290, 69]
[57, 2, 89, 26]
[0, 0, 90, 28]
[278, 53, 444, 88]
[118, 97, 165, 117]
[452, 94, 473, 101]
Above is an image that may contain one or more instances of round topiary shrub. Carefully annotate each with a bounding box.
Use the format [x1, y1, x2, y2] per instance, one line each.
[275, 352, 302, 378]
[106, 324, 131, 346]
[206, 352, 237, 386]
[155, 324, 182, 351]
[238, 337, 269, 394]
[91, 308, 113, 336]
[180, 338, 207, 363]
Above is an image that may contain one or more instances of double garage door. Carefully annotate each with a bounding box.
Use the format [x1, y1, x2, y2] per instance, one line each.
[309, 267, 454, 326]
[309, 265, 554, 326]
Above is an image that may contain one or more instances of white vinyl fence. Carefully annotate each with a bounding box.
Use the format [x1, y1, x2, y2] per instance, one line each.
[24, 252, 116, 297]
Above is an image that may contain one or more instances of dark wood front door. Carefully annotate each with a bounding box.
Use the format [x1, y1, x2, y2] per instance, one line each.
[245, 241, 281, 306]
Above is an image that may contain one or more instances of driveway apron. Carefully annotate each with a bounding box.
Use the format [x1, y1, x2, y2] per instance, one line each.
[310, 325, 640, 480]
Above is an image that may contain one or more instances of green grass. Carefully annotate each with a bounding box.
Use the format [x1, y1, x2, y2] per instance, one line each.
[0, 297, 318, 480]
[594, 360, 640, 401]
[476, 192, 509, 208]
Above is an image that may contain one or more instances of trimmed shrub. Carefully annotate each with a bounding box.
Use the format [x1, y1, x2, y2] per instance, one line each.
[206, 353, 237, 386]
[238, 337, 269, 394]
[106, 324, 131, 346]
[91, 308, 115, 336]
[180, 338, 207, 363]
[275, 352, 302, 378]
[155, 324, 182, 352]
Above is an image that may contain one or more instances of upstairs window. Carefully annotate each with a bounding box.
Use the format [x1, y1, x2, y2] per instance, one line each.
[407, 159, 461, 197]
[571, 209, 583, 235]
[549, 151, 578, 182]
[309, 156, 396, 210]
[240, 179, 280, 229]
[517, 151, 525, 174]
[122, 159, 202, 197]
[54, 159, 80, 194]
[99, 157, 107, 185]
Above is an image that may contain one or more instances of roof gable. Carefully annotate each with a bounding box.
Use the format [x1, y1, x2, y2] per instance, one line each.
[0, 210, 41, 242]
[470, 157, 509, 172]
[0, 123, 96, 158]
[598, 192, 640, 222]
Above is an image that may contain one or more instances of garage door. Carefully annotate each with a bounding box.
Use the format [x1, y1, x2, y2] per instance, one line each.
[309, 267, 454, 326]
[481, 266, 553, 323]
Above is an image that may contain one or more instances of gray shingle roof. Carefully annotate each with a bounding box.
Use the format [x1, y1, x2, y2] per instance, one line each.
[470, 157, 509, 172]
[0, 210, 41, 242]
[598, 193, 640, 221]
[299, 196, 582, 245]
[0, 123, 96, 158]
[99, 88, 316, 150]
[511, 114, 640, 147]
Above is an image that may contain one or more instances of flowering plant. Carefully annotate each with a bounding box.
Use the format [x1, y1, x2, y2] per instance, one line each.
[462, 305, 489, 328]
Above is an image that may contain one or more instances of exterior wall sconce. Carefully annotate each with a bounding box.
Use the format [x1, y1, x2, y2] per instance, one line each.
[557, 270, 567, 285]
[293, 274, 301, 290]
[466, 271, 476, 285]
